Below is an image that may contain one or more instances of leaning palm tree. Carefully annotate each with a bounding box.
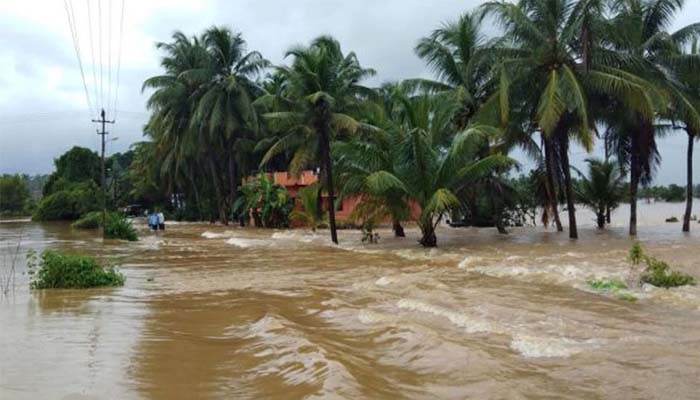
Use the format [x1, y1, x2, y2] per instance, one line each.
[574, 158, 626, 229]
[260, 36, 376, 244]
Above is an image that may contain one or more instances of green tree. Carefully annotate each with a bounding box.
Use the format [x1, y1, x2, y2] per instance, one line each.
[603, 0, 700, 235]
[260, 36, 376, 244]
[338, 93, 515, 247]
[481, 0, 657, 239]
[574, 158, 626, 228]
[412, 11, 493, 130]
[0, 175, 30, 215]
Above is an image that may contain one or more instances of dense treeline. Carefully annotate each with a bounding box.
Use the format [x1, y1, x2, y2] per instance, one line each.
[27, 0, 699, 246]
[132, 0, 700, 246]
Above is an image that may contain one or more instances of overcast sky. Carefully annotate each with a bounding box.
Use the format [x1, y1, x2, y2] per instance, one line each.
[1, 0, 698, 184]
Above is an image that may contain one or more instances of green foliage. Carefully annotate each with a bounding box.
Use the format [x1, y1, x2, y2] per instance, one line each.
[0, 174, 31, 215]
[587, 279, 627, 291]
[640, 257, 695, 288]
[575, 158, 625, 228]
[33, 181, 99, 221]
[617, 294, 638, 303]
[629, 244, 695, 288]
[72, 211, 103, 229]
[639, 184, 687, 202]
[104, 214, 138, 241]
[233, 174, 292, 228]
[43, 147, 100, 196]
[629, 242, 644, 265]
[289, 183, 325, 230]
[27, 250, 125, 289]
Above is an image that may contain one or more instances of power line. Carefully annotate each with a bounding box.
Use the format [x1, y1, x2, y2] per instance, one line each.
[107, 0, 112, 120]
[87, 0, 99, 118]
[63, 0, 94, 115]
[113, 0, 125, 121]
[98, 0, 104, 110]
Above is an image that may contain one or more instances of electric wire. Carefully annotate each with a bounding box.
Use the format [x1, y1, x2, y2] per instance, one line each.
[63, 0, 94, 116]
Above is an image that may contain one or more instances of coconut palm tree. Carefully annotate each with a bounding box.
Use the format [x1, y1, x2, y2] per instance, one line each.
[481, 0, 657, 239]
[260, 36, 376, 244]
[142, 31, 213, 218]
[575, 158, 626, 228]
[603, 0, 700, 235]
[412, 11, 493, 130]
[664, 37, 700, 232]
[339, 93, 516, 247]
[193, 27, 268, 220]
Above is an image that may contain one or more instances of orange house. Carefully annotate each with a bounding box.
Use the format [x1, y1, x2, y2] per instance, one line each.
[251, 170, 420, 226]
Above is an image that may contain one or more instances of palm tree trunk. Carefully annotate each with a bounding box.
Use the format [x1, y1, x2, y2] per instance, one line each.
[683, 131, 694, 232]
[318, 108, 338, 244]
[629, 131, 639, 236]
[559, 136, 578, 239]
[228, 153, 237, 217]
[392, 219, 405, 237]
[419, 223, 437, 247]
[544, 137, 564, 232]
[597, 207, 605, 229]
[207, 156, 228, 225]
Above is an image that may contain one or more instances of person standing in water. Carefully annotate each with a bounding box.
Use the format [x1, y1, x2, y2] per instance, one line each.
[157, 210, 165, 231]
[149, 212, 159, 233]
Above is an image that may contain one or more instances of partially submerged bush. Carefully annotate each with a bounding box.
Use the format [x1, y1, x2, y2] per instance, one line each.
[105, 214, 138, 241]
[27, 250, 125, 289]
[617, 294, 638, 302]
[640, 257, 695, 288]
[587, 279, 627, 291]
[629, 243, 695, 288]
[72, 211, 103, 229]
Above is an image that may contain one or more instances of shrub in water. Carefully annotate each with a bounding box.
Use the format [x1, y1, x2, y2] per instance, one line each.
[617, 294, 638, 302]
[27, 250, 125, 289]
[640, 257, 695, 288]
[104, 214, 138, 241]
[587, 279, 627, 291]
[71, 211, 103, 229]
[629, 243, 695, 288]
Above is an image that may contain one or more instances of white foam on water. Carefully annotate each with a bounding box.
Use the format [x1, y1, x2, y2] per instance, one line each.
[201, 231, 228, 239]
[510, 334, 604, 358]
[458, 255, 484, 269]
[225, 237, 271, 248]
[397, 299, 497, 334]
[271, 231, 318, 243]
[358, 309, 394, 324]
[375, 276, 393, 286]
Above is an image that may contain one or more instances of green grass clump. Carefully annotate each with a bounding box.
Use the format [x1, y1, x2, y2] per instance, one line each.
[588, 279, 628, 291]
[71, 211, 103, 229]
[104, 214, 138, 241]
[629, 243, 695, 289]
[617, 294, 638, 302]
[28, 250, 125, 289]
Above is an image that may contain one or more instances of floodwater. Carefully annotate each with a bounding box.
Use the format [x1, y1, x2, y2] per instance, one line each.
[1, 202, 700, 399]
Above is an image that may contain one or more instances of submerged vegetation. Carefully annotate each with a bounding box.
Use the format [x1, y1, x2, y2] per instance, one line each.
[587, 279, 628, 291]
[72, 211, 138, 241]
[27, 250, 125, 289]
[629, 243, 695, 288]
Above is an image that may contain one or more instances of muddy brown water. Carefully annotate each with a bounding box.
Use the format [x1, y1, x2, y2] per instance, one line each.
[1, 202, 700, 399]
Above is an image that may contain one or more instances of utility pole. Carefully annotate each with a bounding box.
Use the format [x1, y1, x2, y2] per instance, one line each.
[92, 108, 115, 240]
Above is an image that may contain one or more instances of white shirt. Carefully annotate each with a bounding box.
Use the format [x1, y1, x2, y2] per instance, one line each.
[157, 212, 165, 224]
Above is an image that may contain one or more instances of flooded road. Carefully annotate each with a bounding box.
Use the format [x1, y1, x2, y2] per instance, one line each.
[1, 202, 700, 399]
